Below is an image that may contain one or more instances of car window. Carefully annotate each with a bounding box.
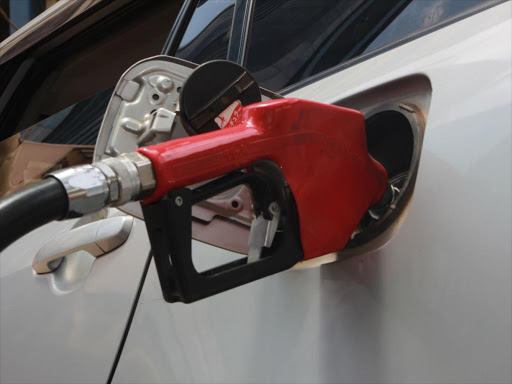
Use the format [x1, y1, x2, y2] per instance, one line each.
[244, 0, 493, 91]
[0, 0, 184, 140]
[176, 0, 236, 64]
[362, 0, 490, 53]
[0, 0, 185, 196]
[0, 92, 108, 197]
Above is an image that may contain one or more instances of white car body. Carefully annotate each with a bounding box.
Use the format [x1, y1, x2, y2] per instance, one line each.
[1, 1, 510, 383]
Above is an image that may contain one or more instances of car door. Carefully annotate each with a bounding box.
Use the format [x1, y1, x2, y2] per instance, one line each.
[0, 1, 184, 383]
[111, 0, 511, 383]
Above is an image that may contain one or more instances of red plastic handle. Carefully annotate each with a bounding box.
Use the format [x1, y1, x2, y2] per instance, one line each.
[138, 98, 387, 259]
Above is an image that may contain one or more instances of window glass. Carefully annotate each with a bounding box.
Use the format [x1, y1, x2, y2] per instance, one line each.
[362, 0, 489, 53]
[0, 92, 108, 197]
[176, 0, 236, 64]
[245, 0, 491, 91]
[0, 0, 184, 140]
[0, 0, 185, 196]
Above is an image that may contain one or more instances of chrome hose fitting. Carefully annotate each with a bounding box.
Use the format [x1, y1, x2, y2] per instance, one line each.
[46, 152, 156, 217]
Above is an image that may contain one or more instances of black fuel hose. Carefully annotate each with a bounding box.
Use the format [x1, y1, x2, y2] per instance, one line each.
[0, 178, 68, 252]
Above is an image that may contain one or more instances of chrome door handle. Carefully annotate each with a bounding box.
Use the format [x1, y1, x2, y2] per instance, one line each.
[32, 216, 134, 274]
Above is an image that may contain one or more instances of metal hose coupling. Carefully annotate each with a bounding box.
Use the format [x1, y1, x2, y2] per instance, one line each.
[46, 152, 156, 218]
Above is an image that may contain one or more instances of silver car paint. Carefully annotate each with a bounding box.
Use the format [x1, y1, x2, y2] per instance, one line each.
[0, 212, 151, 383]
[112, 3, 511, 383]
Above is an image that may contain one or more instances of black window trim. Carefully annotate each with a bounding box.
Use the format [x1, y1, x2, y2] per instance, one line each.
[163, 0, 253, 65]
[161, 0, 199, 56]
[226, 0, 255, 66]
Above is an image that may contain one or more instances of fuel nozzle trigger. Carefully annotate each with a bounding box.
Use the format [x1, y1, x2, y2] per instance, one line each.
[142, 168, 303, 303]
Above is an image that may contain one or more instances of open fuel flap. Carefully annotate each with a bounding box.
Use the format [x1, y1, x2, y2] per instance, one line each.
[95, 56, 282, 255]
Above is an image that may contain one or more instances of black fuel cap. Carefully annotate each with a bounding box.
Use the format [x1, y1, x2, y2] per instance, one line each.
[179, 60, 261, 135]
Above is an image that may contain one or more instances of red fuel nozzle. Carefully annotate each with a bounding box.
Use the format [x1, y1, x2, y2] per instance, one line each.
[138, 98, 387, 260]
